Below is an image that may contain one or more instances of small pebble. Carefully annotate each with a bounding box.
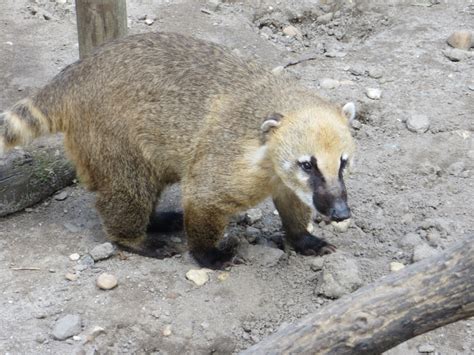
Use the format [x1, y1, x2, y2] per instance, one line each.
[245, 208, 263, 224]
[54, 191, 68, 201]
[282, 25, 302, 38]
[310, 257, 324, 271]
[351, 120, 362, 130]
[52, 314, 82, 340]
[144, 18, 154, 26]
[96, 273, 118, 290]
[217, 272, 229, 282]
[468, 84, 474, 91]
[442, 48, 474, 62]
[368, 68, 383, 79]
[162, 325, 172, 337]
[447, 30, 473, 50]
[65, 273, 78, 281]
[320, 78, 340, 89]
[186, 269, 211, 286]
[89, 242, 115, 261]
[331, 219, 350, 233]
[317, 12, 333, 24]
[406, 114, 430, 133]
[389, 262, 405, 272]
[69, 253, 80, 261]
[366, 88, 382, 100]
[418, 343, 435, 353]
[413, 244, 439, 262]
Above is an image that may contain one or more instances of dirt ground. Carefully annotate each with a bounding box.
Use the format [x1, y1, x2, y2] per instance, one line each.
[0, 0, 473, 354]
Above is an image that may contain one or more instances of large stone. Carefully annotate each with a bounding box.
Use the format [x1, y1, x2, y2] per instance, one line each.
[412, 244, 439, 262]
[52, 314, 82, 340]
[316, 253, 362, 299]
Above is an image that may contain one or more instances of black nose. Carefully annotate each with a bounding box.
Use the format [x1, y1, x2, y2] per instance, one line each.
[330, 202, 351, 222]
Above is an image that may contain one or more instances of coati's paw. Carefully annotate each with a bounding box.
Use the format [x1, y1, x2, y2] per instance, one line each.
[191, 236, 242, 270]
[290, 234, 336, 256]
[147, 211, 184, 234]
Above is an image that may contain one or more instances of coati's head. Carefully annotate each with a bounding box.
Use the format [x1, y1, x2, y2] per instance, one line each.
[263, 102, 356, 222]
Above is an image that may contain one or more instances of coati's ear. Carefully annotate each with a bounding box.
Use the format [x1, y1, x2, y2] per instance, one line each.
[342, 102, 356, 123]
[261, 112, 284, 134]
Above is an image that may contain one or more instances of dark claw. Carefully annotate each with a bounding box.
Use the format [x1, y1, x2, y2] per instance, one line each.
[290, 233, 336, 256]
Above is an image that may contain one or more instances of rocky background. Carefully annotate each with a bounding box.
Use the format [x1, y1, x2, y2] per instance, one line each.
[0, 0, 473, 354]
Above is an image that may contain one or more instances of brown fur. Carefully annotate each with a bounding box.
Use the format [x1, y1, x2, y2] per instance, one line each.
[0, 32, 355, 268]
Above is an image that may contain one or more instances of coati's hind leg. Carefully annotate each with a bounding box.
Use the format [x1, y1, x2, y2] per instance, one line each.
[272, 183, 336, 256]
[96, 176, 177, 258]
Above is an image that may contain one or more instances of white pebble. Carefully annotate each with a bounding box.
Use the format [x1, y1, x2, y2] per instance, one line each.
[320, 78, 340, 89]
[389, 262, 405, 272]
[331, 219, 351, 233]
[365, 88, 382, 100]
[162, 325, 172, 337]
[186, 269, 212, 286]
[69, 253, 80, 261]
[96, 273, 118, 290]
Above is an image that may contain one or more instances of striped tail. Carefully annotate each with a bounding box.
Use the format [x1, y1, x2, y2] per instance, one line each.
[0, 98, 53, 156]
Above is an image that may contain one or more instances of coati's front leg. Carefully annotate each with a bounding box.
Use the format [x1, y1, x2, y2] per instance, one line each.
[184, 201, 239, 269]
[272, 183, 336, 256]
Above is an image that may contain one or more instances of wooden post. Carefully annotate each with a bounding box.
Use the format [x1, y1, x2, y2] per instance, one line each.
[75, 0, 128, 59]
[241, 236, 474, 354]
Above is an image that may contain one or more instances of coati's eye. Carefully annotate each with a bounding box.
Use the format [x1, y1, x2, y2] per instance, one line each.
[299, 161, 312, 172]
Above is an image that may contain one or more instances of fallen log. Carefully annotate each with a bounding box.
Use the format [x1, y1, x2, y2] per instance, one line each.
[0, 135, 75, 217]
[241, 236, 474, 355]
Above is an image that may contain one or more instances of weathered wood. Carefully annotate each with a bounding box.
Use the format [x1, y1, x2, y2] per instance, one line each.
[75, 0, 128, 59]
[0, 136, 75, 216]
[241, 236, 474, 355]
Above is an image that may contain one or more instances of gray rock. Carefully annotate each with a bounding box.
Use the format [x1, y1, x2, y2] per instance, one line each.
[52, 314, 82, 340]
[442, 48, 474, 62]
[418, 343, 435, 353]
[447, 161, 465, 176]
[368, 67, 383, 79]
[317, 12, 333, 24]
[351, 119, 362, 130]
[320, 78, 340, 89]
[468, 84, 474, 91]
[316, 253, 362, 299]
[366, 88, 382, 100]
[245, 208, 263, 224]
[54, 191, 68, 201]
[245, 245, 287, 267]
[399, 232, 423, 248]
[245, 226, 261, 243]
[412, 243, 439, 262]
[310, 257, 324, 271]
[406, 114, 430, 133]
[89, 242, 115, 261]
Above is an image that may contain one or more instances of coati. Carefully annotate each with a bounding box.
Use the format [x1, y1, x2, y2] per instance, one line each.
[0, 32, 356, 269]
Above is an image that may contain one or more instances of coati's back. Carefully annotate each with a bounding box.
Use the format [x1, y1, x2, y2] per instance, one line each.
[0, 32, 277, 158]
